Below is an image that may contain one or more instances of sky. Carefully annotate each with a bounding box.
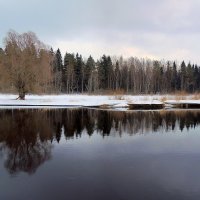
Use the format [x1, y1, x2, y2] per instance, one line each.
[1, 0, 200, 63]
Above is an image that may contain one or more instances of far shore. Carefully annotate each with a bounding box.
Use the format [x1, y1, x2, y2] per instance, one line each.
[0, 93, 199, 110]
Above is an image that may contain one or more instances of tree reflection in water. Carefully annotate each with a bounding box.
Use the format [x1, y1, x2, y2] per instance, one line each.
[0, 108, 200, 174]
[0, 110, 53, 174]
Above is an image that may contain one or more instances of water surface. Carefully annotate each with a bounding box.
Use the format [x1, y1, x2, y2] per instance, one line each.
[1, 109, 200, 200]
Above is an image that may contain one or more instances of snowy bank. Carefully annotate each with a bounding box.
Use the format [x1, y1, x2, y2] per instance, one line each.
[165, 100, 200, 108]
[0, 94, 163, 109]
[0, 94, 199, 109]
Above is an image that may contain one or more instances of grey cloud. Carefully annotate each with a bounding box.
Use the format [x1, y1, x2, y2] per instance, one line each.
[1, 0, 200, 62]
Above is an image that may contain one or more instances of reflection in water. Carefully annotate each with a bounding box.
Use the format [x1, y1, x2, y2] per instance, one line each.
[0, 110, 53, 174]
[0, 108, 200, 175]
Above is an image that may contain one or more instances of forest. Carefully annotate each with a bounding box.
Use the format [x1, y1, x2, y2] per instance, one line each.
[0, 30, 200, 99]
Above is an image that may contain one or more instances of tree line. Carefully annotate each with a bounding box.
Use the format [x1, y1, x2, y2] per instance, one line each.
[52, 49, 200, 94]
[0, 30, 200, 98]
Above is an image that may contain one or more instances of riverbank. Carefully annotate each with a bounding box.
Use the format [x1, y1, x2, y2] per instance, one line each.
[0, 94, 199, 109]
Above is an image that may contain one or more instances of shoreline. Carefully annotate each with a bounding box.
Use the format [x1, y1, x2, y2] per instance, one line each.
[0, 94, 199, 110]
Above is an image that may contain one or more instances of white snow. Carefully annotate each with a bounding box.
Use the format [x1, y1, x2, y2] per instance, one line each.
[128, 100, 163, 105]
[0, 94, 163, 108]
[0, 94, 199, 109]
[165, 100, 200, 104]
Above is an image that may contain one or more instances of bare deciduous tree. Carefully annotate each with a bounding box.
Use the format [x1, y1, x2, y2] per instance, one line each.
[4, 30, 52, 99]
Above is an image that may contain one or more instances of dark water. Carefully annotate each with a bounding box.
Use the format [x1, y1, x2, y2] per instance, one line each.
[1, 109, 200, 200]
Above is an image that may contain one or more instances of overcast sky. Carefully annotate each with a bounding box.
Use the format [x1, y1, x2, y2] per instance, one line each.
[1, 0, 200, 63]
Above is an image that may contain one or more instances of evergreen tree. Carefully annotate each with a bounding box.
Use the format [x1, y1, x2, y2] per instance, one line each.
[180, 61, 186, 91]
[98, 55, 113, 90]
[194, 65, 200, 90]
[52, 49, 63, 92]
[0, 48, 5, 90]
[165, 61, 172, 93]
[186, 62, 194, 92]
[63, 52, 76, 93]
[107, 56, 113, 89]
[98, 55, 107, 90]
[171, 62, 178, 91]
[85, 55, 95, 92]
[152, 60, 162, 93]
[0, 48, 4, 66]
[74, 53, 84, 92]
[114, 61, 120, 90]
[55, 49, 63, 71]
[0, 48, 4, 55]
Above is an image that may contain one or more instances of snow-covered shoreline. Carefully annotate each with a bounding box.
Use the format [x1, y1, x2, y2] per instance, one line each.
[0, 94, 199, 109]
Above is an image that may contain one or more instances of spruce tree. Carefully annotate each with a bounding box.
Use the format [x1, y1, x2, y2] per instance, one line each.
[74, 53, 84, 92]
[186, 62, 193, 92]
[53, 48, 63, 92]
[63, 53, 76, 93]
[180, 61, 186, 91]
[97, 55, 113, 90]
[55, 49, 63, 72]
[85, 55, 95, 92]
[114, 61, 120, 90]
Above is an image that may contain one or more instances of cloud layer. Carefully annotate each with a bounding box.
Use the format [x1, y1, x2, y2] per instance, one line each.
[1, 0, 200, 62]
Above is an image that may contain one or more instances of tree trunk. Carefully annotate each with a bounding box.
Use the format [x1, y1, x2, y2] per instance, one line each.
[17, 89, 26, 100]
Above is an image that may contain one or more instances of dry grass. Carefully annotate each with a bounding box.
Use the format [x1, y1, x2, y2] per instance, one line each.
[191, 93, 200, 100]
[91, 90, 200, 102]
[98, 89, 126, 96]
[114, 95, 125, 100]
[110, 95, 125, 100]
[114, 89, 126, 95]
[107, 89, 126, 100]
[172, 91, 187, 101]
[160, 93, 200, 101]
[174, 91, 188, 96]
[159, 92, 200, 101]
[160, 96, 168, 102]
[175, 95, 187, 101]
